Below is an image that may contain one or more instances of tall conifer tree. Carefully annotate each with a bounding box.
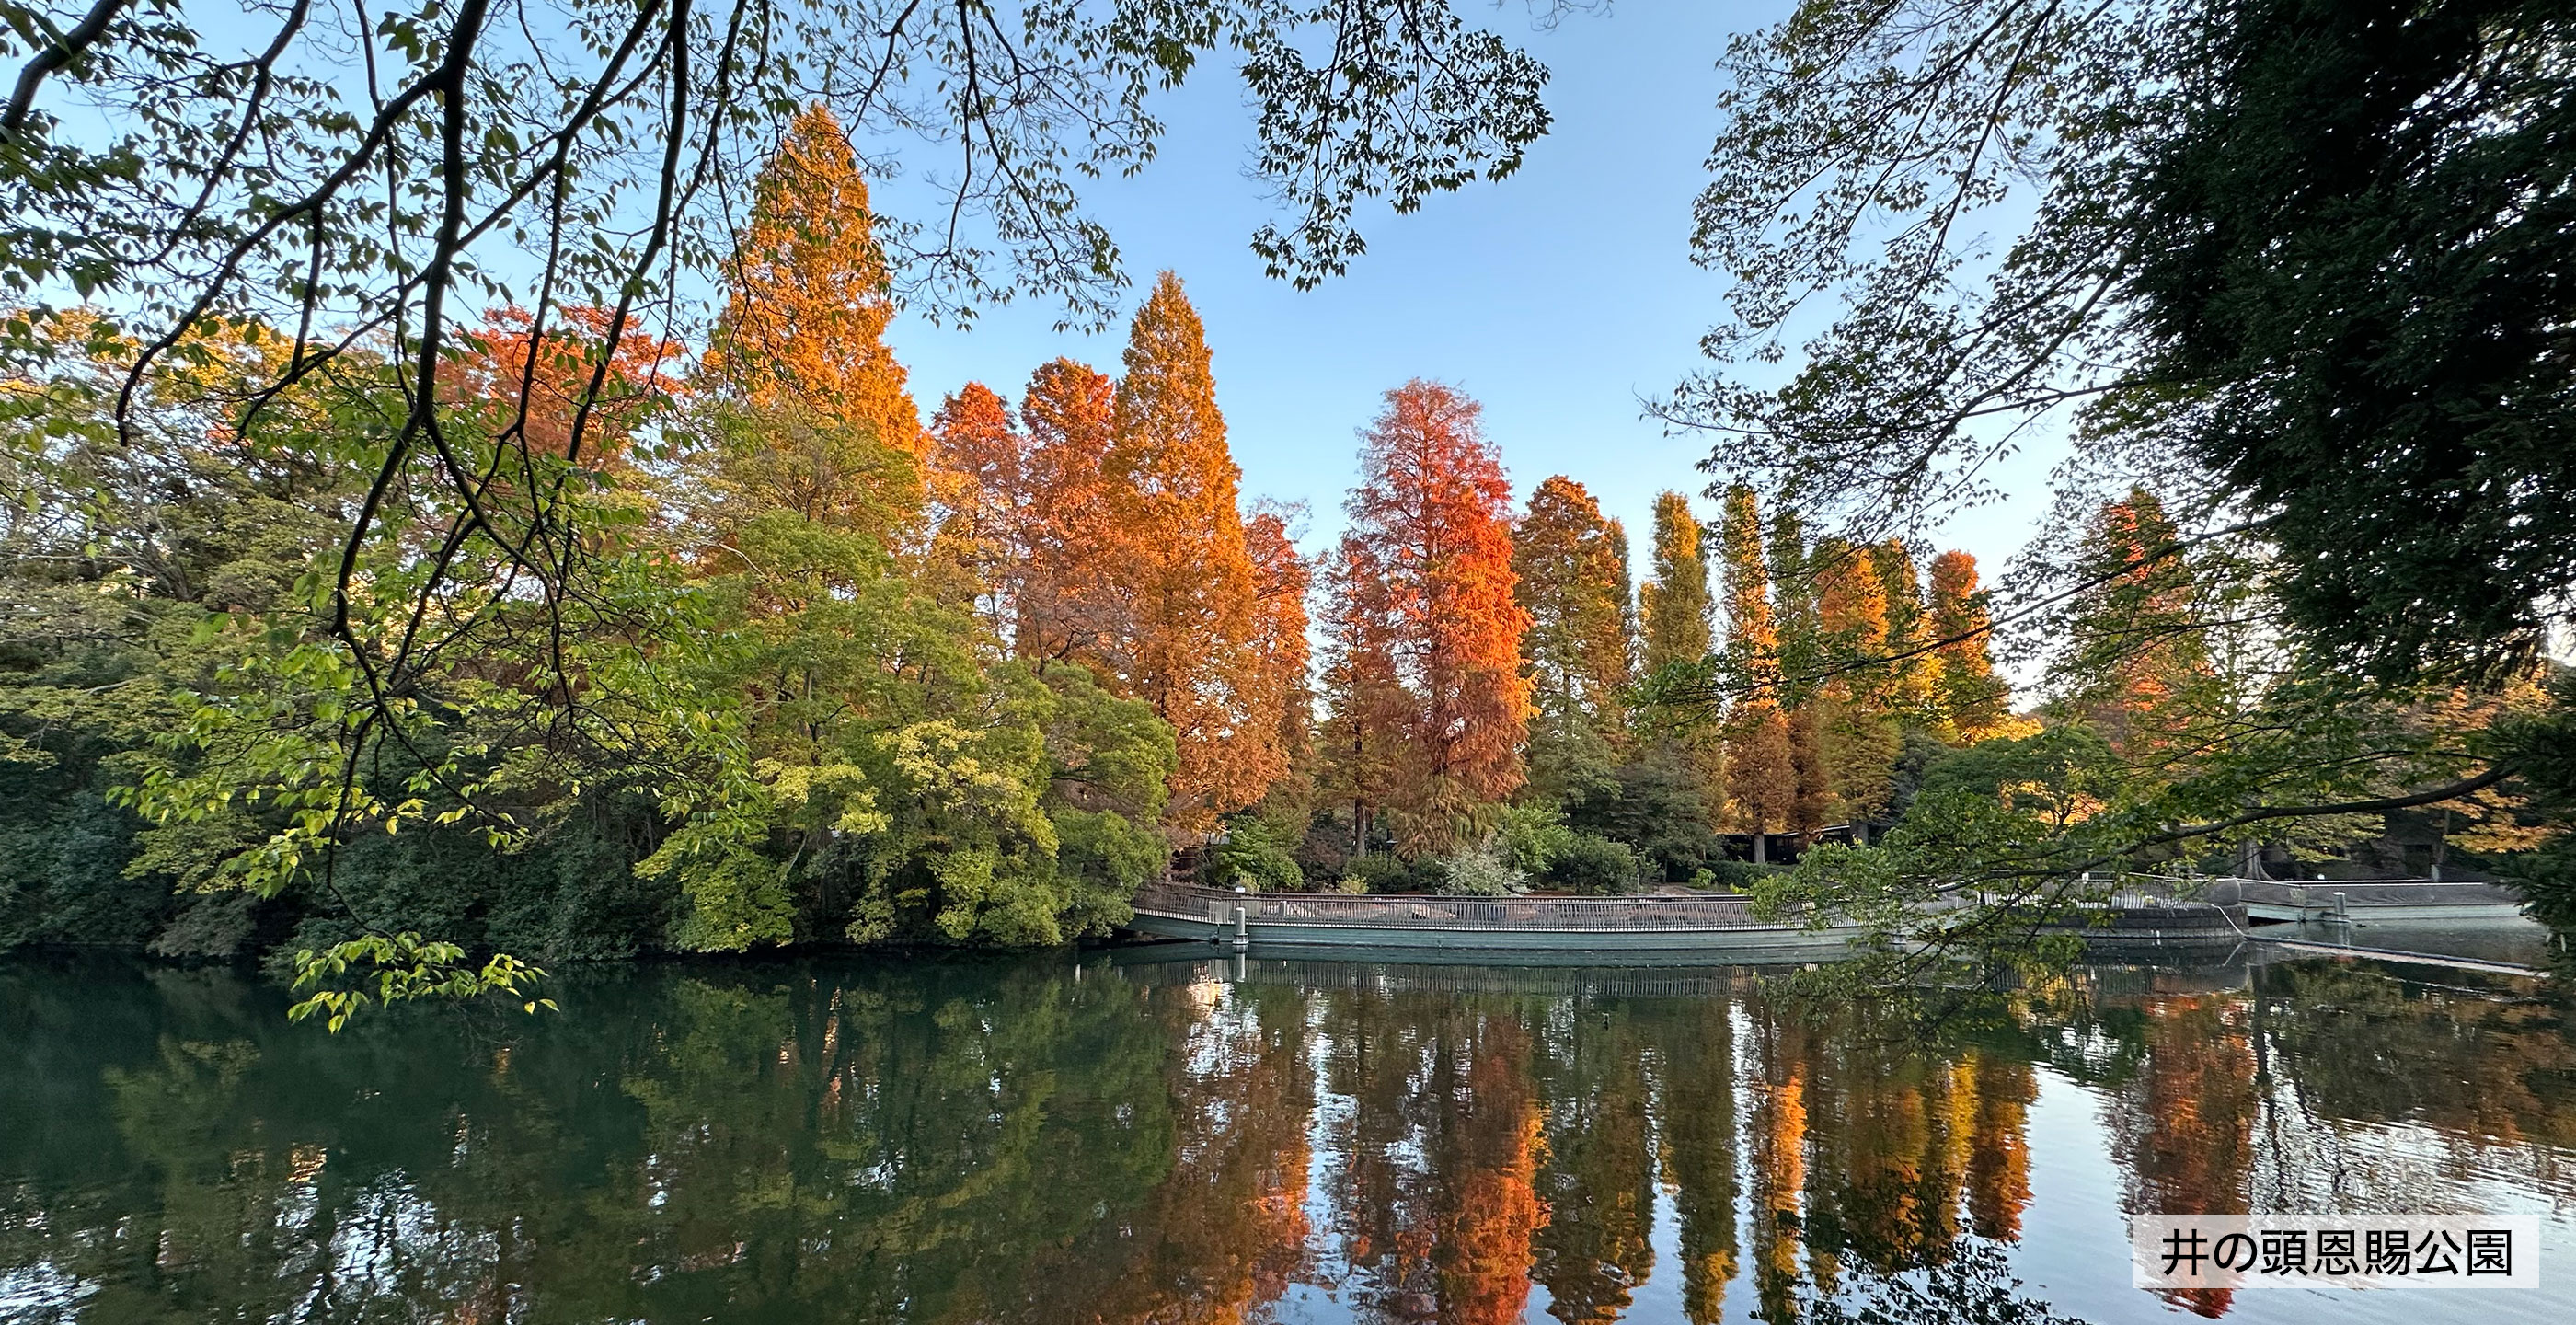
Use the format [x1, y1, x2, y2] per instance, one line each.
[1812, 537, 1899, 824]
[1015, 358, 1121, 662]
[2053, 488, 2214, 757]
[1640, 492, 1716, 675]
[1639, 491, 1728, 831]
[1324, 380, 1531, 855]
[926, 382, 1024, 625]
[1717, 485, 1797, 861]
[1872, 540, 1939, 713]
[1929, 551, 2012, 738]
[1767, 505, 1819, 693]
[1246, 508, 1317, 825]
[1102, 272, 1275, 827]
[1514, 476, 1635, 801]
[710, 104, 924, 459]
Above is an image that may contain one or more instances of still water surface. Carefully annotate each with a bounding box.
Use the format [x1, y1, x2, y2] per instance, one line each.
[3, 949, 2572, 1324]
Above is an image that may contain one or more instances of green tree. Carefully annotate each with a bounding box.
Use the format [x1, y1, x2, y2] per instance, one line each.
[1639, 491, 1716, 679]
[1631, 491, 1730, 841]
[1513, 476, 1634, 802]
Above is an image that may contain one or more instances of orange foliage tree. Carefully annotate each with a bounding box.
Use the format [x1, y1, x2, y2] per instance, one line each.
[1095, 272, 1279, 828]
[1324, 379, 1531, 855]
[1717, 484, 1797, 859]
[1928, 550, 2013, 738]
[1013, 356, 1122, 662]
[708, 104, 923, 460]
[1246, 506, 1317, 820]
[447, 305, 687, 475]
[1318, 535, 1410, 857]
[2053, 487, 2215, 757]
[925, 381, 1025, 625]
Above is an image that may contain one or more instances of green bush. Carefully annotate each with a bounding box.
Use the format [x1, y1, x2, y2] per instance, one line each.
[1203, 818, 1304, 892]
[1545, 834, 1640, 895]
[1696, 859, 1790, 893]
[1344, 853, 1445, 894]
[1495, 801, 1577, 874]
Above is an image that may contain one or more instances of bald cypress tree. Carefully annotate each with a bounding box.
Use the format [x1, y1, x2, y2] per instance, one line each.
[1633, 491, 1730, 837]
[1015, 357, 1121, 662]
[1929, 551, 2012, 739]
[1325, 380, 1531, 857]
[1103, 272, 1276, 828]
[926, 382, 1025, 625]
[711, 104, 924, 461]
[1872, 540, 1938, 714]
[1514, 476, 1635, 801]
[1640, 492, 1717, 677]
[1717, 485, 1796, 861]
[1812, 537, 1897, 824]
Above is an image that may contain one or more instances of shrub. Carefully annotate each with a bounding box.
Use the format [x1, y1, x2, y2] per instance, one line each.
[1202, 818, 1304, 892]
[1546, 834, 1640, 895]
[1495, 801, 1577, 874]
[1697, 859, 1789, 893]
[1346, 853, 1446, 894]
[1434, 845, 1523, 896]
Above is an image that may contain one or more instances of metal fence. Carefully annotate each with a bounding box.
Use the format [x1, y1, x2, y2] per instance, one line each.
[1129, 883, 1788, 932]
[2199, 877, 2523, 911]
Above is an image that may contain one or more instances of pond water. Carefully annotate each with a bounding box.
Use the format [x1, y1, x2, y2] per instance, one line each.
[2, 947, 2571, 1324]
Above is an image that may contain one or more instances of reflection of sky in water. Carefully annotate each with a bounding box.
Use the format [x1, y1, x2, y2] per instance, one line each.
[1, 951, 2570, 1324]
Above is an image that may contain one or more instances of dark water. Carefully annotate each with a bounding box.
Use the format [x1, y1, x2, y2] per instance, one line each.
[3, 949, 2572, 1324]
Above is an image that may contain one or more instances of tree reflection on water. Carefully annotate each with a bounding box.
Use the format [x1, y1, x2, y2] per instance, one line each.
[1, 951, 2570, 1323]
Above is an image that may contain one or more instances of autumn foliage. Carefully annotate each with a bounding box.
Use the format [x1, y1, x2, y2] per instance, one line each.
[1012, 357, 1122, 662]
[676, 108, 2040, 884]
[1716, 486, 1798, 856]
[1323, 380, 1532, 855]
[1095, 272, 1281, 827]
[711, 104, 923, 459]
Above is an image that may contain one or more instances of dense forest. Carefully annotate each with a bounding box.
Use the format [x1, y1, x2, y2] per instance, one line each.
[5, 0, 2576, 1011]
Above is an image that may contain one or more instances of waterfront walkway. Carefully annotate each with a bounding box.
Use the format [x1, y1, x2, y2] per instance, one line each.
[1123, 876, 2550, 974]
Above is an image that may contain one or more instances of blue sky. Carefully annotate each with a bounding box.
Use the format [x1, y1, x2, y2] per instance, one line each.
[884, 1, 2065, 585]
